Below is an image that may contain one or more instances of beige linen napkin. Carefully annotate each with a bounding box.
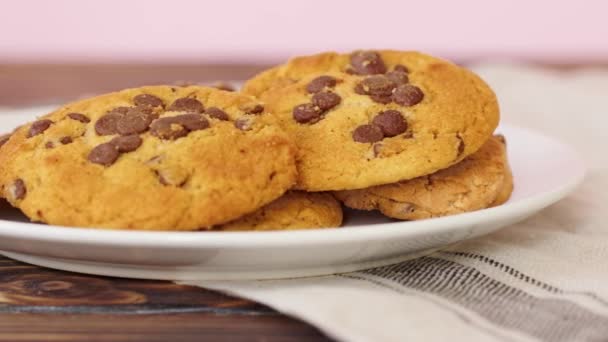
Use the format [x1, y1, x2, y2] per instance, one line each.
[183, 65, 608, 342]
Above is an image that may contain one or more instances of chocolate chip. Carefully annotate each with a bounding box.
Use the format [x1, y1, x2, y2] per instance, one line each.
[45, 141, 54, 149]
[355, 76, 397, 103]
[0, 134, 10, 148]
[372, 110, 408, 137]
[13, 179, 27, 200]
[457, 135, 465, 156]
[150, 114, 209, 140]
[293, 103, 322, 124]
[241, 104, 264, 115]
[205, 107, 230, 121]
[369, 94, 393, 104]
[150, 118, 189, 140]
[107, 107, 131, 115]
[133, 94, 164, 108]
[458, 142, 465, 156]
[234, 117, 254, 131]
[67, 113, 91, 123]
[385, 70, 409, 85]
[154, 167, 189, 187]
[88, 143, 120, 166]
[394, 64, 409, 73]
[168, 97, 204, 113]
[110, 135, 142, 153]
[354, 83, 367, 95]
[350, 50, 387, 75]
[357, 75, 396, 96]
[95, 113, 124, 136]
[306, 76, 337, 94]
[60, 137, 73, 145]
[311, 91, 341, 111]
[116, 106, 156, 135]
[495, 134, 506, 146]
[27, 120, 53, 138]
[392, 84, 424, 107]
[175, 114, 210, 131]
[353, 124, 384, 143]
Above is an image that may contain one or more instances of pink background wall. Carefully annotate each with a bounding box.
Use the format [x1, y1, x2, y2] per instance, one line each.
[0, 0, 606, 63]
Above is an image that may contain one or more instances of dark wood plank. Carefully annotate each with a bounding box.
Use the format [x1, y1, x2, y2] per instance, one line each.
[0, 256, 268, 313]
[0, 312, 330, 342]
[0, 256, 332, 341]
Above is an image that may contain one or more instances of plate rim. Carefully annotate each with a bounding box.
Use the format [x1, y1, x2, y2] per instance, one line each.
[0, 123, 586, 248]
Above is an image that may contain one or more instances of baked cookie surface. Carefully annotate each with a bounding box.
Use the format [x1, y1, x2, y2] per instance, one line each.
[0, 134, 10, 149]
[243, 50, 499, 191]
[217, 191, 343, 231]
[490, 136, 514, 207]
[334, 136, 512, 220]
[0, 86, 297, 230]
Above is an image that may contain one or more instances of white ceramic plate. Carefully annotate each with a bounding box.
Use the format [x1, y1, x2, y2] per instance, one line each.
[0, 110, 585, 280]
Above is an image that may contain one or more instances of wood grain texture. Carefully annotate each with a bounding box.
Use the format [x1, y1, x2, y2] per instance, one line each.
[0, 64, 271, 107]
[0, 313, 329, 342]
[0, 256, 331, 341]
[0, 257, 265, 310]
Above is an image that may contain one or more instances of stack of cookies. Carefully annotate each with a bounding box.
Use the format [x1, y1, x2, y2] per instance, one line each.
[0, 50, 512, 231]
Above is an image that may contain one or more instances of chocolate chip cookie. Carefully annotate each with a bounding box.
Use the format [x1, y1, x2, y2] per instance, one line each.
[334, 136, 512, 220]
[0, 86, 297, 230]
[216, 191, 343, 231]
[243, 50, 500, 191]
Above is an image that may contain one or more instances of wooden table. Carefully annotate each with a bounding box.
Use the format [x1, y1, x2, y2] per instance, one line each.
[0, 64, 336, 341]
[0, 255, 329, 341]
